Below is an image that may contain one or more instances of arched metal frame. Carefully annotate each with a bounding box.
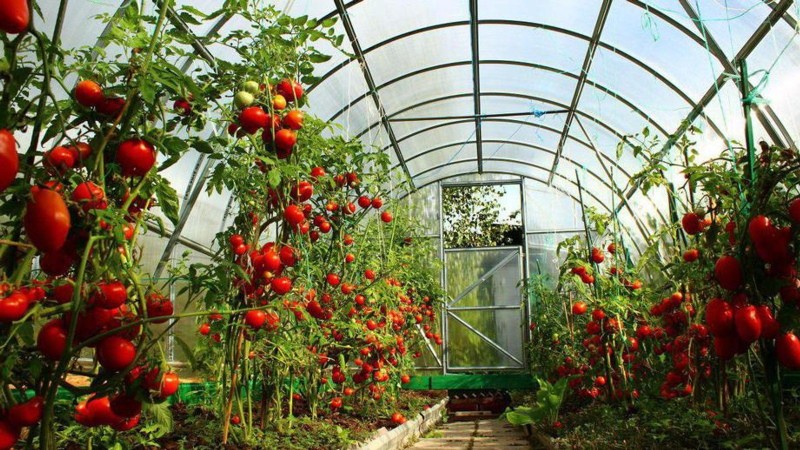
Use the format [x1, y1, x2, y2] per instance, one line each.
[81, 0, 798, 261]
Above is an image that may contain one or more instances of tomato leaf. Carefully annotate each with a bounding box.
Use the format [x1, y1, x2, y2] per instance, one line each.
[155, 180, 181, 226]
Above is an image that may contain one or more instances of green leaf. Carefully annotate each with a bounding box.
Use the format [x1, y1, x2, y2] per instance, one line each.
[174, 335, 198, 369]
[267, 169, 281, 187]
[192, 140, 215, 154]
[155, 181, 181, 226]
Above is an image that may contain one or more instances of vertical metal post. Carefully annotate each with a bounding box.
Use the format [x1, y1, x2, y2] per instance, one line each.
[739, 59, 757, 184]
[519, 180, 531, 369]
[437, 181, 448, 375]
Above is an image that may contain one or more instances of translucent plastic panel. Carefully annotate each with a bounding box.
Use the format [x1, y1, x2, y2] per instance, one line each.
[378, 66, 474, 117]
[349, 0, 468, 49]
[524, 179, 582, 231]
[697, 81, 747, 163]
[685, 0, 772, 59]
[181, 189, 232, 245]
[527, 232, 584, 282]
[311, 62, 370, 121]
[602, 0, 723, 100]
[561, 140, 628, 189]
[480, 24, 590, 75]
[137, 233, 171, 279]
[480, 0, 604, 35]
[480, 119, 564, 150]
[36, 0, 119, 52]
[406, 144, 477, 175]
[326, 96, 383, 139]
[573, 118, 641, 175]
[414, 160, 478, 186]
[578, 84, 667, 139]
[282, 0, 337, 20]
[446, 315, 522, 368]
[405, 184, 440, 235]
[589, 48, 694, 129]
[480, 94, 567, 118]
[750, 19, 800, 147]
[445, 173, 521, 184]
[480, 63, 579, 107]
[400, 121, 477, 159]
[394, 96, 475, 122]
[482, 143, 555, 169]
[446, 248, 521, 308]
[393, 119, 454, 144]
[365, 27, 472, 87]
[482, 160, 551, 182]
[626, 1, 704, 39]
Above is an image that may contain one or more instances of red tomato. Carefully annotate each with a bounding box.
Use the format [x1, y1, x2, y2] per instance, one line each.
[683, 248, 699, 262]
[92, 281, 127, 308]
[0, 292, 28, 322]
[37, 319, 67, 360]
[590, 247, 604, 263]
[714, 256, 742, 291]
[110, 393, 142, 419]
[279, 246, 297, 266]
[400, 374, 411, 384]
[229, 234, 244, 248]
[310, 166, 326, 180]
[681, 212, 703, 235]
[283, 204, 305, 226]
[0, 0, 29, 34]
[282, 110, 304, 130]
[380, 211, 393, 223]
[8, 395, 44, 427]
[116, 139, 156, 177]
[0, 419, 19, 450]
[146, 293, 173, 323]
[96, 96, 125, 118]
[75, 80, 104, 107]
[371, 197, 383, 209]
[72, 181, 107, 211]
[705, 298, 735, 336]
[571, 301, 587, 315]
[24, 186, 71, 252]
[0, 130, 19, 193]
[329, 397, 343, 410]
[174, 98, 192, 116]
[45, 146, 76, 173]
[734, 305, 761, 344]
[271, 277, 292, 295]
[291, 181, 313, 202]
[789, 198, 800, 224]
[276, 79, 304, 102]
[391, 412, 405, 424]
[713, 333, 740, 360]
[157, 372, 180, 398]
[112, 415, 140, 431]
[607, 242, 616, 254]
[97, 336, 136, 372]
[364, 269, 376, 280]
[756, 305, 780, 339]
[777, 332, 800, 370]
[244, 309, 267, 329]
[327, 273, 341, 287]
[198, 323, 211, 335]
[238, 106, 269, 133]
[86, 396, 120, 426]
[274, 129, 297, 153]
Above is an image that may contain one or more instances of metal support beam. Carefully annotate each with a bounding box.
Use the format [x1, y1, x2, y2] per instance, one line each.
[615, 0, 794, 214]
[549, 0, 613, 185]
[678, 0, 794, 149]
[144, 222, 215, 258]
[333, 0, 413, 185]
[153, 157, 215, 279]
[469, 0, 484, 173]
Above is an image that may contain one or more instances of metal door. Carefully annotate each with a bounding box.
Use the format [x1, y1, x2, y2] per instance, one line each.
[442, 246, 526, 372]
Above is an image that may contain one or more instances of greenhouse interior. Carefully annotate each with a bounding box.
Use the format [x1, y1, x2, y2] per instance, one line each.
[2, 0, 800, 449]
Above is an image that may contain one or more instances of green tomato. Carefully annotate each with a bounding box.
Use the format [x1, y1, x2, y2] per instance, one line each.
[234, 91, 255, 108]
[242, 81, 260, 94]
[551, 333, 559, 341]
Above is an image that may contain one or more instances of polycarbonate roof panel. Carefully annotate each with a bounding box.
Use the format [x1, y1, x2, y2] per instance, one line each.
[406, 144, 477, 175]
[400, 121, 477, 159]
[393, 96, 476, 122]
[378, 65, 474, 117]
[482, 143, 555, 169]
[414, 160, 477, 186]
[479, 64, 579, 108]
[479, 24, 590, 74]
[560, 140, 627, 189]
[309, 62, 370, 121]
[685, 0, 772, 59]
[578, 83, 668, 139]
[364, 26, 472, 87]
[480, 120, 564, 150]
[479, 0, 604, 36]
[479, 94, 565, 118]
[571, 119, 641, 175]
[348, 0, 469, 49]
[602, 0, 724, 100]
